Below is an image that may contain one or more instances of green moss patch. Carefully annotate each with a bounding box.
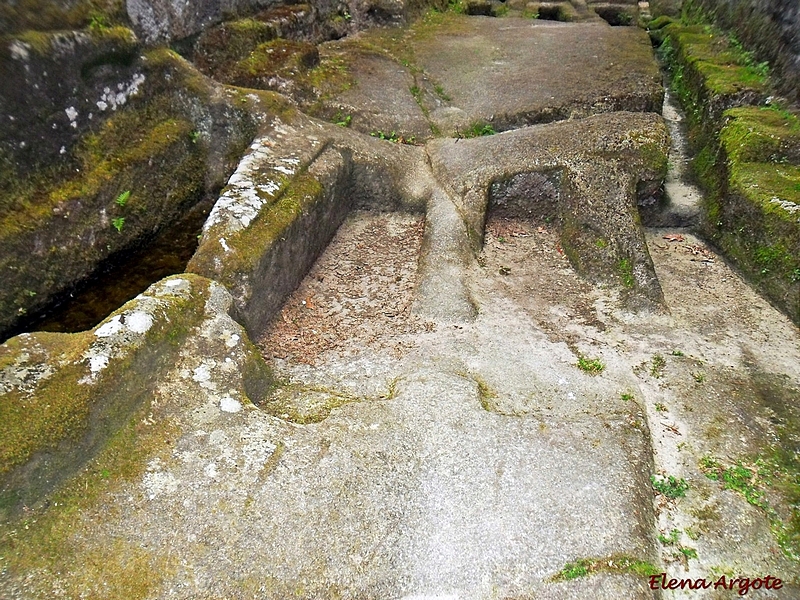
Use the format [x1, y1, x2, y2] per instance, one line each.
[0, 275, 211, 515]
[657, 23, 769, 142]
[721, 107, 800, 165]
[261, 383, 361, 424]
[221, 172, 324, 281]
[0, 0, 127, 36]
[0, 392, 180, 599]
[730, 163, 800, 213]
[551, 555, 659, 581]
[0, 45, 258, 336]
[656, 13, 800, 325]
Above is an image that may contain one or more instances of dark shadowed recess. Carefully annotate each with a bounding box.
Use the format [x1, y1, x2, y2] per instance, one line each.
[0, 198, 214, 344]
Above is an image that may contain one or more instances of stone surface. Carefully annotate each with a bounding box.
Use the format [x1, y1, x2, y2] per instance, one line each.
[684, 0, 800, 104]
[426, 112, 669, 308]
[412, 17, 663, 133]
[0, 274, 272, 516]
[0, 39, 256, 341]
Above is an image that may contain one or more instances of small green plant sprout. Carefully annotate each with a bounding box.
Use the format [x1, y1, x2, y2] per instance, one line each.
[461, 122, 497, 138]
[334, 113, 352, 127]
[88, 12, 109, 30]
[651, 474, 689, 499]
[115, 190, 131, 207]
[434, 84, 451, 101]
[655, 402, 668, 412]
[650, 353, 666, 378]
[692, 371, 706, 383]
[189, 130, 201, 143]
[576, 355, 605, 375]
[658, 528, 681, 545]
[621, 392, 634, 401]
[617, 258, 635, 288]
[111, 217, 125, 232]
[679, 547, 698, 560]
[556, 558, 591, 580]
[699, 455, 722, 479]
[721, 463, 766, 507]
[370, 130, 417, 144]
[670, 349, 684, 356]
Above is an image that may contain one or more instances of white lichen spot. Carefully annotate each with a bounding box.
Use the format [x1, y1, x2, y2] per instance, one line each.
[125, 311, 153, 334]
[165, 278, 187, 287]
[273, 165, 295, 175]
[193, 364, 211, 383]
[770, 197, 799, 215]
[219, 237, 231, 252]
[225, 333, 240, 348]
[89, 354, 109, 373]
[220, 396, 242, 413]
[142, 470, 179, 500]
[204, 462, 219, 479]
[95, 314, 124, 337]
[96, 73, 145, 111]
[65, 106, 78, 128]
[59, 146, 66, 155]
[9, 41, 30, 61]
[258, 180, 281, 196]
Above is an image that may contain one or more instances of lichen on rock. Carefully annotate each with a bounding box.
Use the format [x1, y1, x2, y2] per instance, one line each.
[0, 273, 275, 518]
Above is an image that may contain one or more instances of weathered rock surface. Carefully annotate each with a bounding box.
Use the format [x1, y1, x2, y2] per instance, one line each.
[0, 36, 256, 340]
[654, 18, 800, 326]
[0, 273, 273, 517]
[682, 0, 800, 104]
[127, 0, 446, 44]
[412, 17, 662, 134]
[427, 112, 669, 308]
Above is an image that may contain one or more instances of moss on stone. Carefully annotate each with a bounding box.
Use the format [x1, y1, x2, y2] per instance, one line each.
[730, 163, 800, 215]
[227, 38, 322, 99]
[0, 38, 263, 338]
[658, 15, 799, 324]
[216, 172, 325, 282]
[659, 23, 769, 146]
[261, 383, 360, 424]
[0, 275, 212, 515]
[648, 15, 675, 30]
[0, 390, 180, 598]
[0, 0, 127, 36]
[720, 106, 800, 165]
[193, 18, 278, 81]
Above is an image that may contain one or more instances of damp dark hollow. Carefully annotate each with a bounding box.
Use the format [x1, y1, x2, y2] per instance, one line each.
[594, 6, 636, 26]
[535, 5, 568, 21]
[0, 198, 214, 344]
